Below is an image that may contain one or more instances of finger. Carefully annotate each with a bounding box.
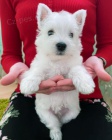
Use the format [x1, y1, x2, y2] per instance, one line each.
[50, 75, 64, 82]
[60, 86, 75, 91]
[57, 79, 74, 86]
[50, 85, 75, 92]
[37, 85, 75, 94]
[0, 68, 22, 85]
[94, 62, 111, 81]
[0, 73, 17, 85]
[0, 63, 29, 85]
[37, 88, 52, 94]
[39, 79, 56, 90]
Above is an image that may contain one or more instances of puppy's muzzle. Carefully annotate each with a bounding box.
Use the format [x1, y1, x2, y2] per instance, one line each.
[56, 42, 66, 55]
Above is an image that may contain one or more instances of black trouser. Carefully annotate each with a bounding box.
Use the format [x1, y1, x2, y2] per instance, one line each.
[0, 92, 112, 140]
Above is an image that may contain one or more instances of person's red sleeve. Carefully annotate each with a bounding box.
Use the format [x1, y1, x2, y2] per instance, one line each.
[95, 0, 112, 67]
[0, 0, 23, 73]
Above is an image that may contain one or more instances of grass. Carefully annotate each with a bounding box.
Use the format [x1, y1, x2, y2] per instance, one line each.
[0, 99, 9, 120]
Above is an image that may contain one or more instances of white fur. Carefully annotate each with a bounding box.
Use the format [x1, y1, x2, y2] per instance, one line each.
[20, 3, 95, 140]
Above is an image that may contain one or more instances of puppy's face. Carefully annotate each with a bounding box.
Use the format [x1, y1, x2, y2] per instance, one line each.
[35, 4, 86, 60]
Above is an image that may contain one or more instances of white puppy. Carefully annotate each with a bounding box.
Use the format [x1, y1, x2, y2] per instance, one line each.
[20, 3, 95, 140]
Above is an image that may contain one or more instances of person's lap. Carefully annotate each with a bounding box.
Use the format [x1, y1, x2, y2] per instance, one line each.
[62, 100, 112, 140]
[0, 93, 112, 140]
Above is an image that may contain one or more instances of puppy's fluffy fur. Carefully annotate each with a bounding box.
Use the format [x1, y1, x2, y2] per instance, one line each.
[20, 3, 95, 140]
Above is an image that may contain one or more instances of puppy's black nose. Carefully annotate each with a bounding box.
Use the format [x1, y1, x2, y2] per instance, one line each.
[56, 42, 67, 52]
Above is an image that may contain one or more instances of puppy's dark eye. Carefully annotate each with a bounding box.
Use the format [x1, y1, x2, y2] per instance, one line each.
[69, 33, 74, 38]
[48, 30, 54, 36]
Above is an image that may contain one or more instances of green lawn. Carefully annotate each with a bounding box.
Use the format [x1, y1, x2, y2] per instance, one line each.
[0, 99, 9, 120]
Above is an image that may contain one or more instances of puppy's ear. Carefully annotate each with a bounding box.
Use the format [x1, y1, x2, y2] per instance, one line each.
[73, 10, 87, 35]
[37, 3, 52, 29]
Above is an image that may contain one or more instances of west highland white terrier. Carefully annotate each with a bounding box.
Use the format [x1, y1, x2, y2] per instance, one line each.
[20, 3, 95, 140]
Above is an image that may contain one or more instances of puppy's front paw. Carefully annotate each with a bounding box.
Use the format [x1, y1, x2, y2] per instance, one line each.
[79, 81, 95, 94]
[73, 75, 95, 94]
[20, 78, 39, 95]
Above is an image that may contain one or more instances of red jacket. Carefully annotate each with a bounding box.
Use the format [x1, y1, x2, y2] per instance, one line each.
[1, 0, 112, 99]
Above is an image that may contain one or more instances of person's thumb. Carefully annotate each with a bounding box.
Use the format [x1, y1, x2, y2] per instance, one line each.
[94, 61, 111, 82]
[0, 62, 29, 85]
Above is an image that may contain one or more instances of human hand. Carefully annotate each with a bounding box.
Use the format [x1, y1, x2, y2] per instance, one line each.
[0, 62, 29, 85]
[37, 75, 75, 94]
[0, 63, 74, 94]
[83, 56, 111, 81]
